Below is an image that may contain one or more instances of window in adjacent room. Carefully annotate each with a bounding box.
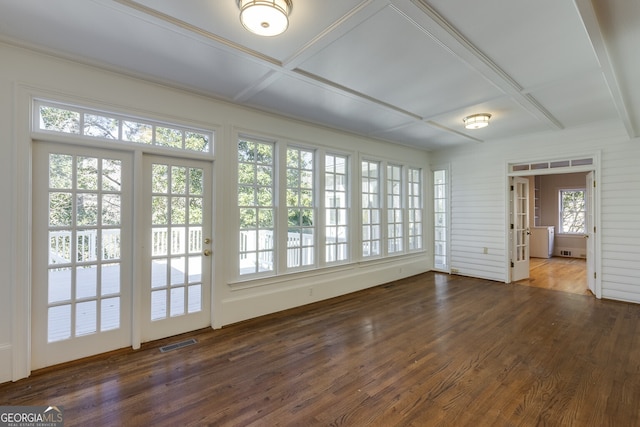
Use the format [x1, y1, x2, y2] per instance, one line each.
[559, 189, 586, 234]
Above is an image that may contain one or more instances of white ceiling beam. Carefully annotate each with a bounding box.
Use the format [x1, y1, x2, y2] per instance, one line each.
[573, 0, 636, 138]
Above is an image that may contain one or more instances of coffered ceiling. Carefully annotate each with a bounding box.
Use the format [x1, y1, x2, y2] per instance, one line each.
[0, 0, 637, 150]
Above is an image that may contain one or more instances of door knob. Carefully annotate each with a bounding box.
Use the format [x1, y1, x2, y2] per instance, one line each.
[203, 249, 212, 256]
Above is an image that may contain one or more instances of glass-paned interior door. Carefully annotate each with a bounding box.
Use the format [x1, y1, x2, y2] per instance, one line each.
[32, 143, 132, 369]
[142, 156, 212, 342]
[511, 176, 530, 281]
[433, 169, 448, 271]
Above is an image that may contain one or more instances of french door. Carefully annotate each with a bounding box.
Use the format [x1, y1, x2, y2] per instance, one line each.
[33, 145, 213, 368]
[586, 172, 596, 295]
[32, 143, 133, 369]
[511, 176, 530, 281]
[140, 155, 212, 342]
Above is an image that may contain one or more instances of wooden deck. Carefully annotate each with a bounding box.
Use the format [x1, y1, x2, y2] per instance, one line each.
[2, 270, 639, 426]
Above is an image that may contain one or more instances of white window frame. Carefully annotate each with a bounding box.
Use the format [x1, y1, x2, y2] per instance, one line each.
[237, 137, 276, 276]
[558, 188, 587, 235]
[361, 159, 382, 258]
[34, 100, 214, 158]
[324, 152, 350, 265]
[407, 167, 423, 252]
[284, 146, 317, 270]
[386, 164, 404, 255]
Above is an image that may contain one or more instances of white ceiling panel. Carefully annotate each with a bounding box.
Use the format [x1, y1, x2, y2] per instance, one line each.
[371, 121, 474, 150]
[245, 74, 414, 137]
[0, 0, 276, 99]
[298, 5, 502, 118]
[530, 71, 621, 128]
[427, 0, 601, 90]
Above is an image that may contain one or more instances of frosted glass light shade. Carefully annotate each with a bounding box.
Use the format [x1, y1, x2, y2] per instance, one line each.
[237, 0, 293, 37]
[463, 113, 491, 129]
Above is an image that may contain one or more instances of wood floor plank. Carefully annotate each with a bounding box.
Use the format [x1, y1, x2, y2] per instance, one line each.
[1, 272, 640, 426]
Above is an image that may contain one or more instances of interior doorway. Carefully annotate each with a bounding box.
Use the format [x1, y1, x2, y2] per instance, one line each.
[507, 156, 599, 298]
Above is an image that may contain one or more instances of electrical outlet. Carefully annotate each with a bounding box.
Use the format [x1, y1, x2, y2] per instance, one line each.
[483, 247, 488, 254]
[308, 288, 313, 297]
[451, 268, 459, 274]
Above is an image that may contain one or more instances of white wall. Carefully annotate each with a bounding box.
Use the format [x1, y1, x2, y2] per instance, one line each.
[0, 42, 431, 382]
[432, 122, 640, 302]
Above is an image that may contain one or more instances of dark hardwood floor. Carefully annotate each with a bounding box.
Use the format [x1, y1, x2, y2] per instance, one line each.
[2, 272, 639, 426]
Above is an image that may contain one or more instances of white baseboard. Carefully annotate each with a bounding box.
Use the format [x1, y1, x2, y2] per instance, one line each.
[0, 344, 12, 384]
[219, 258, 429, 326]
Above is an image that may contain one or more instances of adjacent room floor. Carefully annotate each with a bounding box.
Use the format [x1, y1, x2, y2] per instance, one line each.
[516, 256, 589, 296]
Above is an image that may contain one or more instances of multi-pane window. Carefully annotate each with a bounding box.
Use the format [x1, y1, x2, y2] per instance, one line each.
[408, 167, 423, 251]
[237, 140, 425, 278]
[362, 160, 381, 258]
[433, 169, 448, 270]
[238, 140, 275, 275]
[286, 147, 315, 268]
[325, 154, 349, 263]
[559, 189, 586, 234]
[37, 100, 212, 153]
[387, 164, 403, 254]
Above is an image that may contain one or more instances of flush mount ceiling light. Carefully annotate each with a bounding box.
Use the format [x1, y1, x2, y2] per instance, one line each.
[463, 113, 492, 129]
[237, 0, 293, 37]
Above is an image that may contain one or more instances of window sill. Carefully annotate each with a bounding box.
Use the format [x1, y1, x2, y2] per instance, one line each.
[228, 251, 427, 291]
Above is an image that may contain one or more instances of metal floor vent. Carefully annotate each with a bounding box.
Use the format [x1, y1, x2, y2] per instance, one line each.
[159, 338, 197, 353]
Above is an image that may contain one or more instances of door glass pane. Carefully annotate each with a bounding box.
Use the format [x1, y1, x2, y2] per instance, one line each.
[188, 285, 202, 313]
[76, 265, 97, 299]
[151, 290, 167, 321]
[48, 267, 71, 303]
[48, 305, 71, 342]
[171, 257, 186, 285]
[101, 297, 120, 331]
[76, 301, 97, 336]
[170, 288, 185, 317]
[102, 264, 120, 295]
